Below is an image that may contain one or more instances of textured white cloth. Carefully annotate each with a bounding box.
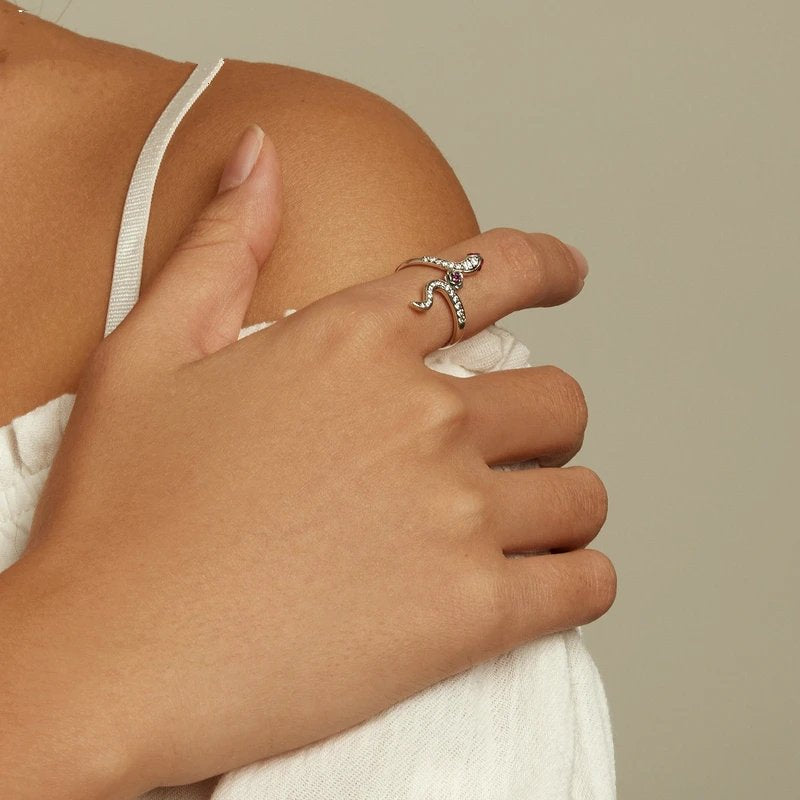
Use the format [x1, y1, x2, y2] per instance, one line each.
[0, 57, 616, 798]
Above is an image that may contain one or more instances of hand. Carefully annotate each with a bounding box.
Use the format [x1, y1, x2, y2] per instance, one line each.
[2, 124, 614, 798]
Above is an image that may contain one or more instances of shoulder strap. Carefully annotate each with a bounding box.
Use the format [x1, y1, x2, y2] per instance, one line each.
[103, 57, 225, 337]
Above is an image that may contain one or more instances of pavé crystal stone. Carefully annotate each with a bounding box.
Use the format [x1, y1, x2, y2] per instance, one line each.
[395, 252, 484, 344]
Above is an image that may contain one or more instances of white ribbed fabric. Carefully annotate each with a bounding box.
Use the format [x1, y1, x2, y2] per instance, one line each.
[104, 58, 226, 337]
[0, 57, 616, 798]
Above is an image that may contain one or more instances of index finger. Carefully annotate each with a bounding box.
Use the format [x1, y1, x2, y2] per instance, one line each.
[372, 228, 588, 355]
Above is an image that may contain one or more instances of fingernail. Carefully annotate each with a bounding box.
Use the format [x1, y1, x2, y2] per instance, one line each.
[566, 244, 589, 280]
[217, 124, 265, 194]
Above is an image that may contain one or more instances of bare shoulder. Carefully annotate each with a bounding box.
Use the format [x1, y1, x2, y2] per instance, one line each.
[144, 58, 479, 323]
[0, 55, 478, 424]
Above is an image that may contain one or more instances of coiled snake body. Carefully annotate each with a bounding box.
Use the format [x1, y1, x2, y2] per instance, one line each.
[398, 253, 483, 332]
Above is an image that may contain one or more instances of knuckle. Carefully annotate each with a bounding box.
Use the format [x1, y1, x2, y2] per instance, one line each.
[420, 380, 469, 435]
[581, 549, 618, 618]
[180, 213, 237, 247]
[570, 466, 609, 532]
[295, 303, 346, 353]
[543, 364, 589, 440]
[458, 562, 515, 655]
[178, 214, 257, 267]
[348, 300, 389, 345]
[317, 290, 390, 352]
[490, 227, 543, 290]
[448, 484, 490, 532]
[481, 564, 521, 654]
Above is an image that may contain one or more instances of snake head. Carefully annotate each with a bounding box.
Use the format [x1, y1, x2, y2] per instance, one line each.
[465, 253, 483, 271]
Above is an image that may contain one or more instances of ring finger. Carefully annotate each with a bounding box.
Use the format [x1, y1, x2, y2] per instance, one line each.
[370, 227, 588, 356]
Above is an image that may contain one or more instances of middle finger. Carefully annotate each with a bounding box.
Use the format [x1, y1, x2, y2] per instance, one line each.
[438, 364, 589, 467]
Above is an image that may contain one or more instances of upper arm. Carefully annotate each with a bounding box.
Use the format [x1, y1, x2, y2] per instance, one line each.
[145, 59, 480, 323]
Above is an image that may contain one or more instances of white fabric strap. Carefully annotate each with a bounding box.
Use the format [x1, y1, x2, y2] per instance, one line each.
[103, 57, 226, 338]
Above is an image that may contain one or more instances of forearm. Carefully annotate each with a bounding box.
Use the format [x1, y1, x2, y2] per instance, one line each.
[0, 556, 140, 800]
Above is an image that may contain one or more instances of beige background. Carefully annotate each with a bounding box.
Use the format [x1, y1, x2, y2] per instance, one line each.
[36, 0, 800, 796]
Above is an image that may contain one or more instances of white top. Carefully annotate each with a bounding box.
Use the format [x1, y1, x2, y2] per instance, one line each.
[0, 59, 616, 799]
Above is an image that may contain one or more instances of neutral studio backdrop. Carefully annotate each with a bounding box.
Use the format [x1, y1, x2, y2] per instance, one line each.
[38, 0, 799, 797]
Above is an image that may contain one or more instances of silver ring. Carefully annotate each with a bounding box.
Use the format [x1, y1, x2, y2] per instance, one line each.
[394, 253, 483, 346]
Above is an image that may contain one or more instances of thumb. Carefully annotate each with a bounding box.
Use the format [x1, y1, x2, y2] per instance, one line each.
[120, 123, 283, 367]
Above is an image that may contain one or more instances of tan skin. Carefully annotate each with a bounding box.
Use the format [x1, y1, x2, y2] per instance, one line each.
[1, 5, 477, 423]
[0, 5, 615, 799]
